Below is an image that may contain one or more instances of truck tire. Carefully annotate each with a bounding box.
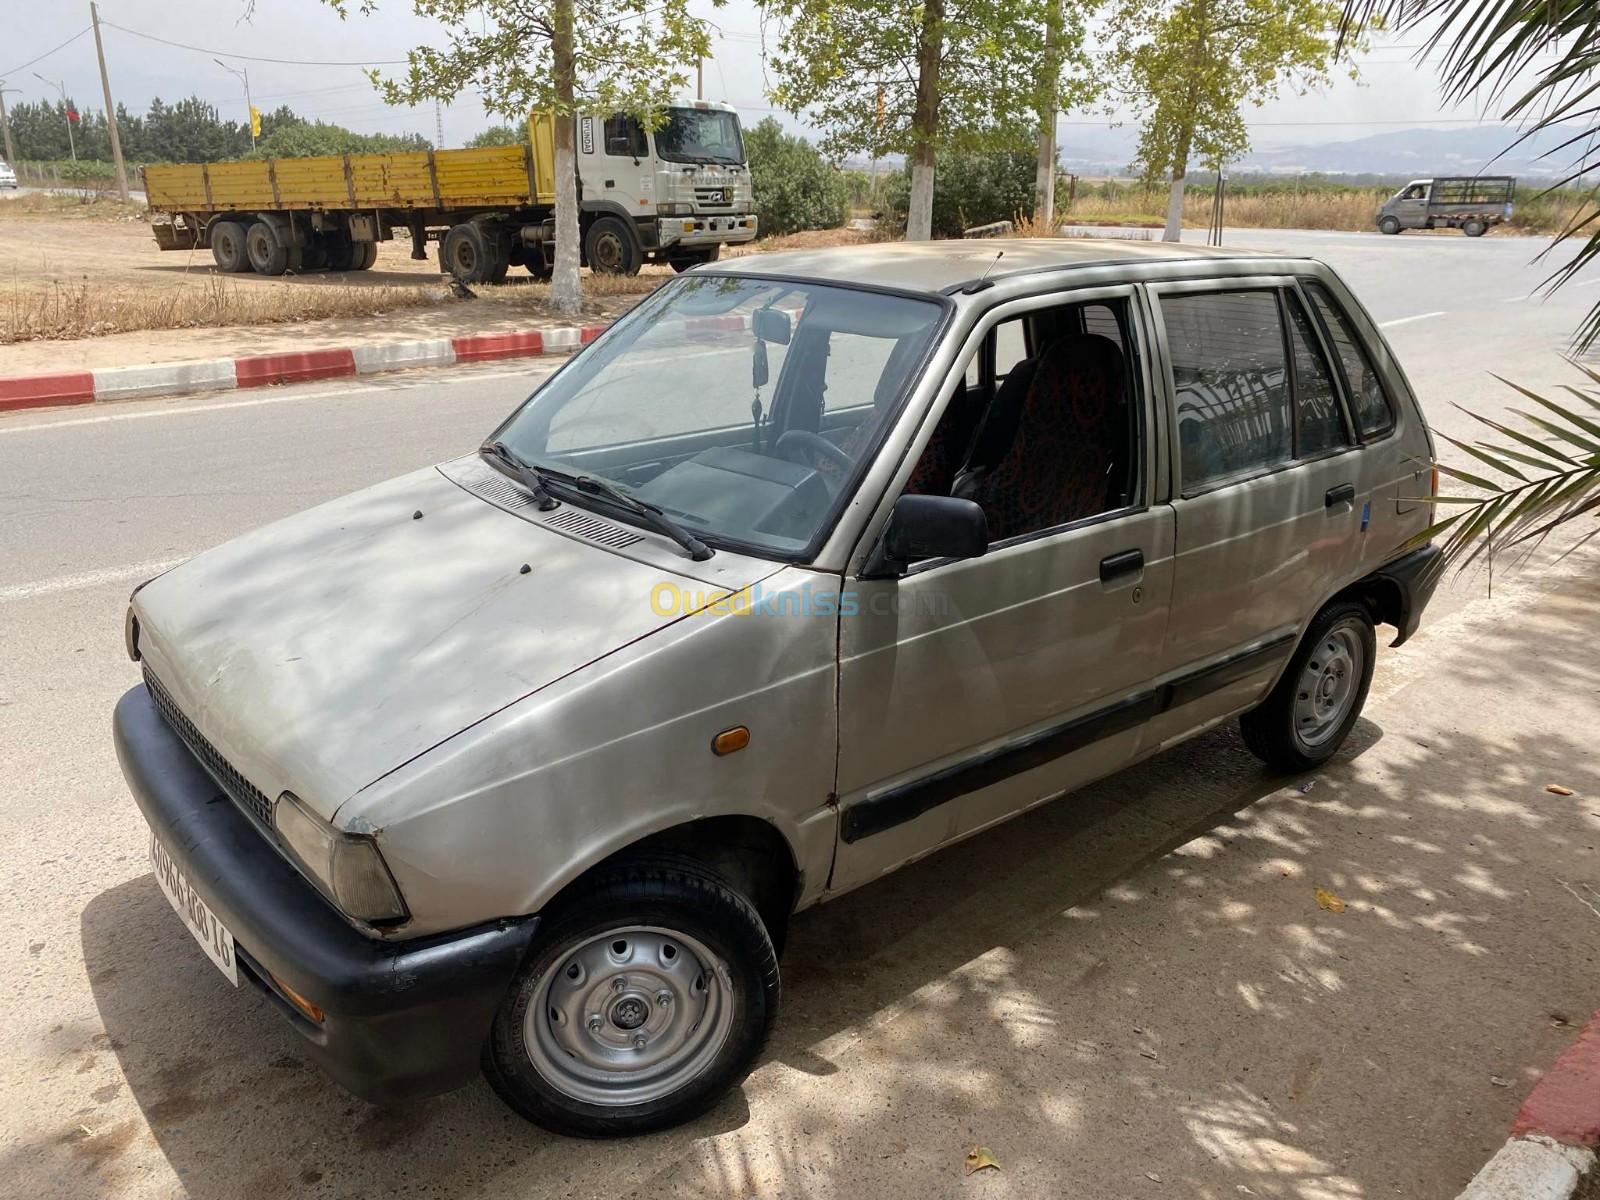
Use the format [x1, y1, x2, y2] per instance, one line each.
[354, 241, 378, 271]
[585, 216, 642, 276]
[1377, 216, 1401, 236]
[1463, 219, 1487, 238]
[245, 220, 290, 276]
[323, 234, 358, 271]
[442, 222, 498, 283]
[210, 220, 250, 273]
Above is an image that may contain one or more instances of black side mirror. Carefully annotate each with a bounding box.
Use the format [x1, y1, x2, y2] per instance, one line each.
[752, 305, 792, 346]
[866, 494, 988, 577]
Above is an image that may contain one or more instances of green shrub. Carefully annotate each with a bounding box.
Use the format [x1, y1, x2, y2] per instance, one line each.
[881, 146, 1038, 237]
[745, 117, 848, 236]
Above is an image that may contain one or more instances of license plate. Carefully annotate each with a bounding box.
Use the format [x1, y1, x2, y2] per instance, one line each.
[149, 828, 239, 986]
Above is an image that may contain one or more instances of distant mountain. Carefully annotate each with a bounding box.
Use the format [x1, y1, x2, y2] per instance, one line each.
[1056, 122, 1592, 182]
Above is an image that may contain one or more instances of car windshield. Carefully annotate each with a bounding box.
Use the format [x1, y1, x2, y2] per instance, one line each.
[489, 274, 944, 558]
[655, 108, 744, 164]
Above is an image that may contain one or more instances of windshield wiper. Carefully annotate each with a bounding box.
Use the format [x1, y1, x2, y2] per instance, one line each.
[479, 440, 559, 511]
[564, 473, 713, 561]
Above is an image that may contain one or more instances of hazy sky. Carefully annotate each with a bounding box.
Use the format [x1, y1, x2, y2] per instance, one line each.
[1, 0, 1540, 154]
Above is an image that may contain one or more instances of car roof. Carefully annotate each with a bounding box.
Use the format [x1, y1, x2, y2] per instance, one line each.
[710, 237, 1298, 296]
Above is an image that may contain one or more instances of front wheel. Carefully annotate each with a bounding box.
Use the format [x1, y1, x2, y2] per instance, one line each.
[584, 216, 642, 276]
[668, 245, 721, 273]
[485, 857, 779, 1137]
[1377, 216, 1401, 235]
[1240, 599, 1376, 773]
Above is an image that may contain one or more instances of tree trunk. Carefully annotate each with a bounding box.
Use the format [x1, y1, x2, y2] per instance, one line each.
[1162, 127, 1193, 243]
[550, 0, 582, 315]
[1034, 0, 1063, 228]
[905, 0, 945, 242]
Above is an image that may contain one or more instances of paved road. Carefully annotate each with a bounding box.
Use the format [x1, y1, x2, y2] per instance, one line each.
[1, 230, 1597, 1199]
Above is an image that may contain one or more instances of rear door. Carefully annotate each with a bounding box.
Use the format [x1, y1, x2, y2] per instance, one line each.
[1139, 278, 1364, 751]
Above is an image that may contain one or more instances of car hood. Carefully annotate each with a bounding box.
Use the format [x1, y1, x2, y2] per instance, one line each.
[133, 463, 777, 820]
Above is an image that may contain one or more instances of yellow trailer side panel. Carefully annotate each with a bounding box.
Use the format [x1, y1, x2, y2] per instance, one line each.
[528, 115, 556, 206]
[205, 161, 274, 208]
[349, 152, 436, 207]
[272, 155, 352, 207]
[144, 164, 210, 209]
[433, 146, 536, 207]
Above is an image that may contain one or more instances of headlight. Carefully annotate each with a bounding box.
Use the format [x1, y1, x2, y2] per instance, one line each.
[657, 201, 689, 216]
[273, 792, 408, 924]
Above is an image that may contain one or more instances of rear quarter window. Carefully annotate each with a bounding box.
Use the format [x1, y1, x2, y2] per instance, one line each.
[1302, 280, 1396, 439]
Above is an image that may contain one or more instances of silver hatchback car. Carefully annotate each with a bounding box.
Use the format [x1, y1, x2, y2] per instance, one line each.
[116, 240, 1440, 1136]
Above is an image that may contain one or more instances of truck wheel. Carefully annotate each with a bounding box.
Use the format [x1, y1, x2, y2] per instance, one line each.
[585, 216, 642, 276]
[323, 234, 357, 271]
[484, 856, 779, 1137]
[210, 220, 250, 273]
[1240, 599, 1376, 773]
[1377, 216, 1401, 235]
[353, 241, 378, 271]
[245, 221, 290, 276]
[442, 222, 500, 283]
[1463, 219, 1487, 238]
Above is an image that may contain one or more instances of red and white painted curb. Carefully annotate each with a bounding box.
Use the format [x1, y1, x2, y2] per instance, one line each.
[1456, 1011, 1600, 1199]
[0, 323, 609, 415]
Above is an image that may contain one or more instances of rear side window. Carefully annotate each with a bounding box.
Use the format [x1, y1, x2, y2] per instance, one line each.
[1285, 292, 1350, 457]
[1302, 280, 1395, 439]
[1160, 290, 1292, 492]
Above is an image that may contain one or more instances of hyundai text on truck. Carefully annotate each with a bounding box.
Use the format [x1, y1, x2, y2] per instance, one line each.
[1376, 175, 1515, 237]
[140, 100, 757, 280]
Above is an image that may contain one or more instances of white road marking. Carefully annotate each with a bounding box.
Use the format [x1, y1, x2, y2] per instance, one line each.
[0, 557, 185, 603]
[1379, 311, 1447, 328]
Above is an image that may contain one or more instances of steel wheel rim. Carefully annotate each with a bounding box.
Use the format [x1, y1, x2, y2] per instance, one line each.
[524, 925, 735, 1106]
[592, 231, 624, 272]
[1293, 619, 1364, 749]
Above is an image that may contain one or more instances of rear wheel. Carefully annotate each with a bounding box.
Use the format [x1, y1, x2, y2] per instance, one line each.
[1463, 219, 1487, 238]
[352, 240, 378, 271]
[245, 220, 290, 276]
[1377, 216, 1401, 236]
[485, 857, 779, 1137]
[210, 220, 250, 272]
[584, 216, 642, 276]
[441, 222, 498, 283]
[1240, 600, 1376, 773]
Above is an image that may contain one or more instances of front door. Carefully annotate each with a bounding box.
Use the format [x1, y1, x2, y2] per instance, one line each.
[1395, 182, 1431, 228]
[829, 287, 1175, 893]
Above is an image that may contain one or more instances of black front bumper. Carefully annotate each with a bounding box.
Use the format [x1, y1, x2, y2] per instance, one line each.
[1372, 542, 1443, 646]
[113, 684, 539, 1104]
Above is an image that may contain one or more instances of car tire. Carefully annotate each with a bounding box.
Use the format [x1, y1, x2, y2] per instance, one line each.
[1239, 599, 1377, 773]
[210, 220, 251, 273]
[484, 856, 779, 1138]
[1378, 216, 1401, 235]
[1463, 219, 1487, 238]
[584, 216, 642, 276]
[245, 220, 290, 275]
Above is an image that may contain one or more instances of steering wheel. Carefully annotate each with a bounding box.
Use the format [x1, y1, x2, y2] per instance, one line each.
[775, 429, 856, 477]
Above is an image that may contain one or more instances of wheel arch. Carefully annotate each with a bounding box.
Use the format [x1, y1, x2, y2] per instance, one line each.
[540, 814, 802, 952]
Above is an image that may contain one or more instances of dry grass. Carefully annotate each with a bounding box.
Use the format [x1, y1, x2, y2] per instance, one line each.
[1, 273, 449, 344]
[0, 191, 146, 222]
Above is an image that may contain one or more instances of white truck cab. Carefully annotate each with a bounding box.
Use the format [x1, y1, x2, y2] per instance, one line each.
[574, 99, 757, 274]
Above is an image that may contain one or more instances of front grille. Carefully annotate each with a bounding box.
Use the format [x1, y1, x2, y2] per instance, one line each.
[143, 666, 274, 828]
[694, 186, 734, 208]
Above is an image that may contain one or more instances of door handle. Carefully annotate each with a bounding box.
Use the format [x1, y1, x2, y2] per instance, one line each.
[1099, 548, 1144, 583]
[1325, 483, 1356, 508]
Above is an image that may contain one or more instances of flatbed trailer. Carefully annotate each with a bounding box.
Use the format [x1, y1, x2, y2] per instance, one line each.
[142, 103, 758, 280]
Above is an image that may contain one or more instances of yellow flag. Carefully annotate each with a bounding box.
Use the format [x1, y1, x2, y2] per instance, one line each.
[249, 105, 262, 137]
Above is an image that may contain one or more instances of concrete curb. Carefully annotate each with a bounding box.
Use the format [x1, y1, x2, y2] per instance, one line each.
[1456, 1011, 1600, 1199]
[0, 322, 610, 415]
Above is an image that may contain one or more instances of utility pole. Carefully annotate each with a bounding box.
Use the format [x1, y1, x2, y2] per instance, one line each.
[697, 58, 704, 101]
[0, 83, 18, 166]
[434, 98, 444, 148]
[34, 74, 76, 162]
[214, 59, 253, 149]
[89, 3, 129, 200]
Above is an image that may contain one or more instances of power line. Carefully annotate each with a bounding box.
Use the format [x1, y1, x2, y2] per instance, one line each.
[100, 19, 411, 67]
[1, 27, 91, 78]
